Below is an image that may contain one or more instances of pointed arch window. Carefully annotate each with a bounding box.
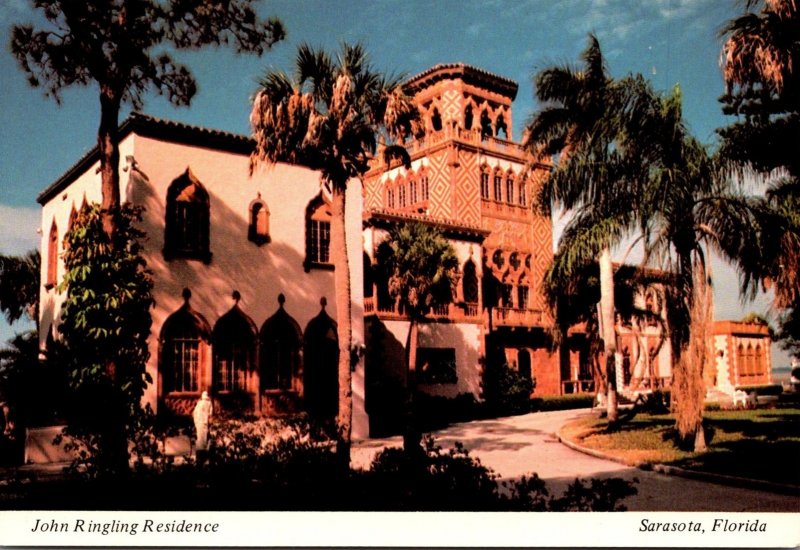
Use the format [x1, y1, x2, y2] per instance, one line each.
[46, 220, 58, 288]
[518, 285, 530, 309]
[506, 175, 514, 204]
[260, 295, 302, 391]
[248, 195, 270, 245]
[431, 108, 443, 132]
[160, 289, 211, 393]
[480, 170, 490, 200]
[420, 175, 429, 201]
[519, 180, 527, 207]
[213, 292, 257, 393]
[63, 207, 77, 250]
[462, 260, 479, 305]
[464, 104, 474, 130]
[493, 173, 502, 202]
[410, 180, 418, 204]
[305, 194, 332, 270]
[164, 168, 211, 263]
[387, 188, 395, 208]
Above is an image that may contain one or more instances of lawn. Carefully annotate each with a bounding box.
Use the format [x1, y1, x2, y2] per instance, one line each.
[561, 407, 800, 486]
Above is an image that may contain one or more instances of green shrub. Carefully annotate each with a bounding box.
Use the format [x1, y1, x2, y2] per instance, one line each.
[482, 363, 533, 416]
[531, 393, 595, 412]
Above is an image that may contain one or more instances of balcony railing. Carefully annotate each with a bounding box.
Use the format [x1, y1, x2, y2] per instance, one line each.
[372, 126, 527, 170]
[492, 307, 545, 327]
[363, 296, 480, 322]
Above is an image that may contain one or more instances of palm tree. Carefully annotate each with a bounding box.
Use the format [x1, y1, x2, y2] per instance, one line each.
[250, 43, 419, 461]
[525, 34, 641, 422]
[636, 85, 759, 451]
[375, 222, 459, 451]
[718, 0, 800, 320]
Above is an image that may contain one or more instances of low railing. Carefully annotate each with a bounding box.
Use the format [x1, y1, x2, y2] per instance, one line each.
[480, 198, 529, 217]
[363, 296, 480, 322]
[492, 307, 545, 327]
[372, 127, 527, 170]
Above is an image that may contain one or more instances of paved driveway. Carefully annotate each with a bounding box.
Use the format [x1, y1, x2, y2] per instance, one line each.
[352, 409, 800, 512]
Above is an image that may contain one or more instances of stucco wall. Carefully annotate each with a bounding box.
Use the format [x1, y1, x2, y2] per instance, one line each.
[38, 130, 367, 437]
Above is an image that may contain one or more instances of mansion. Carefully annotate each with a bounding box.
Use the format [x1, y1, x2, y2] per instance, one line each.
[36, 64, 772, 440]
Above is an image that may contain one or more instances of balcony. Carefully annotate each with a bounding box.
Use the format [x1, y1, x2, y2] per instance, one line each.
[363, 296, 480, 323]
[492, 307, 545, 327]
[371, 126, 527, 171]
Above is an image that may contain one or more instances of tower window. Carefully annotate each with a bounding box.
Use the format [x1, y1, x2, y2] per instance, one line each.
[519, 181, 527, 207]
[506, 177, 514, 204]
[493, 174, 502, 202]
[481, 172, 490, 200]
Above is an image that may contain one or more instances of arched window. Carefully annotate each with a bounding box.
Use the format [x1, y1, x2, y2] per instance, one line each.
[260, 295, 302, 391]
[493, 172, 502, 202]
[519, 180, 527, 207]
[462, 260, 479, 304]
[305, 194, 332, 270]
[212, 291, 257, 393]
[464, 104, 474, 130]
[63, 206, 77, 249]
[303, 298, 339, 420]
[160, 288, 211, 393]
[248, 195, 270, 245]
[410, 180, 418, 204]
[398, 184, 407, 207]
[46, 220, 58, 288]
[495, 114, 508, 139]
[506, 175, 514, 204]
[164, 168, 211, 263]
[420, 175, 429, 201]
[480, 169, 490, 200]
[387, 188, 395, 208]
[431, 108, 443, 132]
[480, 109, 493, 138]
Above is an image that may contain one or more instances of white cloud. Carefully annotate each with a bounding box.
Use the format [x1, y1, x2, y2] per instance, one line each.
[0, 204, 40, 256]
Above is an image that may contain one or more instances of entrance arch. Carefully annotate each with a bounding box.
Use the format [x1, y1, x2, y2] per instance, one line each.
[303, 298, 339, 421]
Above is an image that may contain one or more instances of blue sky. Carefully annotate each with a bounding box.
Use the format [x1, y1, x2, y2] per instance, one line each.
[0, 0, 791, 365]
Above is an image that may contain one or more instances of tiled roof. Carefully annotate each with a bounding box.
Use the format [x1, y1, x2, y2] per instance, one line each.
[365, 208, 489, 242]
[404, 63, 518, 99]
[37, 113, 253, 204]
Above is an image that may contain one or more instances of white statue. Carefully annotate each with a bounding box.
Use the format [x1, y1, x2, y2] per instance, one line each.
[193, 391, 213, 452]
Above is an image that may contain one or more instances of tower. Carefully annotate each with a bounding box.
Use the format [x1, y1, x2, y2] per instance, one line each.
[363, 63, 561, 396]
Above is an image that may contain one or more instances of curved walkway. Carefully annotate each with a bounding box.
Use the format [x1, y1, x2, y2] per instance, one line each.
[352, 409, 800, 512]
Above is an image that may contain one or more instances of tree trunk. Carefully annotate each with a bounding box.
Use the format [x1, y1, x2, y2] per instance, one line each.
[403, 319, 422, 453]
[330, 186, 353, 466]
[598, 247, 619, 422]
[98, 88, 122, 241]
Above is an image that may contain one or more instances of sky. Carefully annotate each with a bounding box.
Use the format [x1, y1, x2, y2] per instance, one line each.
[0, 0, 792, 366]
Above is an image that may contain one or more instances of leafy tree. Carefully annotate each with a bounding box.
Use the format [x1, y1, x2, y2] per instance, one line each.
[375, 222, 459, 450]
[718, 0, 800, 356]
[10, 0, 285, 240]
[525, 34, 644, 422]
[0, 251, 40, 327]
[57, 203, 154, 476]
[249, 43, 419, 461]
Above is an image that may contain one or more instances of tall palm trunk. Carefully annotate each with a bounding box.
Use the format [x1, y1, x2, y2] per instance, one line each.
[598, 247, 619, 422]
[403, 319, 422, 453]
[99, 88, 121, 241]
[330, 186, 353, 465]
